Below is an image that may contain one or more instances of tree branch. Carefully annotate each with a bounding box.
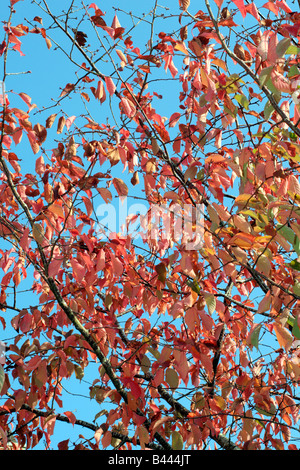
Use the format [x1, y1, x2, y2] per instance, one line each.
[200, 1, 300, 139]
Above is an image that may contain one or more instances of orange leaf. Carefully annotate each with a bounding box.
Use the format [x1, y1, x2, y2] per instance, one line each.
[230, 233, 255, 249]
[97, 187, 112, 203]
[137, 425, 149, 450]
[64, 411, 77, 426]
[48, 203, 64, 219]
[113, 177, 128, 196]
[273, 323, 294, 351]
[57, 116, 66, 134]
[174, 41, 189, 55]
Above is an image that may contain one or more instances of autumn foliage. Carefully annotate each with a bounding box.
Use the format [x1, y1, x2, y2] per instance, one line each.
[1, 0, 300, 450]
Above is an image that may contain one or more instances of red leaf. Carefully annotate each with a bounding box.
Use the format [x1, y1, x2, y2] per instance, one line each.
[19, 312, 33, 334]
[120, 97, 135, 118]
[64, 411, 77, 426]
[271, 70, 291, 93]
[91, 80, 106, 103]
[97, 187, 112, 203]
[111, 14, 121, 30]
[19, 227, 30, 252]
[58, 440, 69, 450]
[102, 431, 112, 449]
[232, 0, 247, 18]
[169, 112, 181, 128]
[0, 41, 6, 57]
[35, 155, 45, 175]
[27, 130, 40, 154]
[26, 355, 41, 371]
[81, 195, 93, 217]
[214, 0, 224, 8]
[65, 115, 76, 130]
[263, 1, 279, 15]
[245, 2, 260, 21]
[70, 259, 86, 283]
[111, 253, 123, 277]
[105, 76, 116, 96]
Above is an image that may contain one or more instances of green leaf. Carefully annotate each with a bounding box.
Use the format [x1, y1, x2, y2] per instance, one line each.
[265, 78, 282, 98]
[288, 259, 300, 271]
[241, 209, 260, 221]
[226, 74, 241, 93]
[293, 280, 300, 297]
[165, 368, 179, 390]
[259, 66, 273, 87]
[294, 237, 300, 256]
[148, 346, 160, 360]
[0, 365, 5, 393]
[255, 403, 276, 417]
[234, 93, 249, 110]
[250, 324, 261, 350]
[204, 293, 216, 315]
[285, 45, 300, 55]
[277, 224, 295, 244]
[187, 279, 201, 294]
[193, 392, 205, 410]
[292, 317, 300, 340]
[94, 409, 108, 421]
[277, 224, 300, 255]
[141, 355, 151, 374]
[223, 105, 237, 118]
[289, 131, 298, 142]
[276, 37, 291, 58]
[288, 65, 299, 78]
[172, 431, 183, 450]
[74, 364, 84, 380]
[264, 100, 274, 120]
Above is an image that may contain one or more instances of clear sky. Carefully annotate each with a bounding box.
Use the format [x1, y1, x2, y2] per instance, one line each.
[2, 0, 193, 449]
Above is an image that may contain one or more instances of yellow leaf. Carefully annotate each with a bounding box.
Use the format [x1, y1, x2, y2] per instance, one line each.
[137, 425, 149, 450]
[193, 392, 205, 410]
[257, 255, 271, 276]
[233, 214, 251, 233]
[48, 203, 64, 219]
[214, 395, 226, 410]
[212, 58, 227, 71]
[273, 323, 294, 351]
[151, 138, 161, 155]
[174, 41, 189, 55]
[230, 233, 255, 249]
[32, 223, 45, 245]
[107, 148, 120, 166]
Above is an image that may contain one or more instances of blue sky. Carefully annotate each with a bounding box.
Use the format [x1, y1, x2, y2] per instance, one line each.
[2, 0, 196, 449]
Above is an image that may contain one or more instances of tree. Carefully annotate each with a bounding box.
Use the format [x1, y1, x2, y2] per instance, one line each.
[0, 0, 300, 451]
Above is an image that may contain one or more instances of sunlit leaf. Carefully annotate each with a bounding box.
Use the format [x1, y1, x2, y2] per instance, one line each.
[172, 431, 183, 450]
[234, 93, 249, 110]
[288, 259, 300, 271]
[165, 368, 179, 390]
[276, 37, 291, 58]
[273, 323, 294, 351]
[204, 293, 216, 314]
[250, 324, 261, 350]
[0, 366, 4, 393]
